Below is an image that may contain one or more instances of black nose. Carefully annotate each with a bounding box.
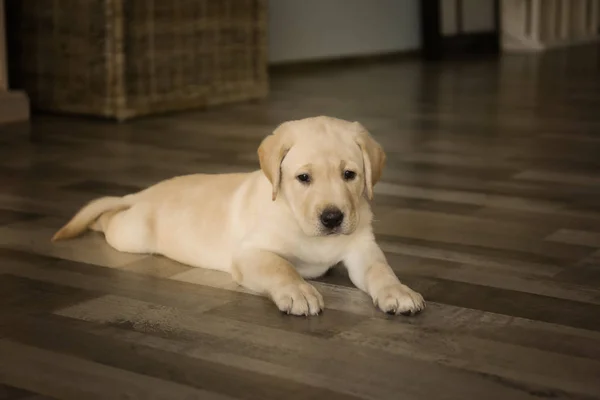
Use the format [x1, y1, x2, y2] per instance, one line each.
[320, 207, 344, 229]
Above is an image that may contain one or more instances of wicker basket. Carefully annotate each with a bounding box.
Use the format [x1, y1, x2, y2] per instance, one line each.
[7, 0, 268, 121]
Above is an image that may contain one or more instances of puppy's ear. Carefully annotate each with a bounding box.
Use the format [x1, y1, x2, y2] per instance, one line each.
[354, 122, 386, 201]
[258, 125, 293, 200]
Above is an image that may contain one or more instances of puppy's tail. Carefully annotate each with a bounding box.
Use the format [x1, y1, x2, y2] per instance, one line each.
[51, 196, 134, 242]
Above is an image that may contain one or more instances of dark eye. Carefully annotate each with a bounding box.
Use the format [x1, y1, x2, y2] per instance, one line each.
[297, 173, 311, 183]
[343, 170, 357, 181]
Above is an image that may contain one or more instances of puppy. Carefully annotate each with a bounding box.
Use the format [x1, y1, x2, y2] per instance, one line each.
[52, 116, 425, 316]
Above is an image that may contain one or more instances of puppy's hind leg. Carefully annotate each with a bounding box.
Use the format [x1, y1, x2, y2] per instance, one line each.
[100, 204, 156, 255]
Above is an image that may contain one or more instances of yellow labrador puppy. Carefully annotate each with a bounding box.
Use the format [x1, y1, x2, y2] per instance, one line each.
[52, 116, 425, 316]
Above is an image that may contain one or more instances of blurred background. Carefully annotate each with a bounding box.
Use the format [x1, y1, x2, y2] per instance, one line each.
[2, 0, 598, 124]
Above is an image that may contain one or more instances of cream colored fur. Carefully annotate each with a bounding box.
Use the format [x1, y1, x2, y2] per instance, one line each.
[53, 116, 425, 316]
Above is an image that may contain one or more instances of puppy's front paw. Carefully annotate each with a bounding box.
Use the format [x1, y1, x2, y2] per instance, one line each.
[373, 284, 425, 316]
[272, 282, 324, 316]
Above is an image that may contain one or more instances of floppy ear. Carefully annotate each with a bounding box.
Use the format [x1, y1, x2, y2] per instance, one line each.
[354, 122, 386, 201]
[257, 128, 292, 201]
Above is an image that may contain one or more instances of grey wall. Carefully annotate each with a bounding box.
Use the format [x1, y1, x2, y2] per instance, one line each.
[268, 0, 421, 63]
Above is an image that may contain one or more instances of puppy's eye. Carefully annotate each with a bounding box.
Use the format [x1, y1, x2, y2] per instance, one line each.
[297, 173, 311, 183]
[343, 170, 357, 181]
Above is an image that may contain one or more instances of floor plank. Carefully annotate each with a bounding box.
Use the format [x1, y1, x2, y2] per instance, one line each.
[0, 339, 236, 400]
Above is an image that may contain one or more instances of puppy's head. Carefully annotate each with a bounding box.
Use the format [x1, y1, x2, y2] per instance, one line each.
[258, 116, 385, 237]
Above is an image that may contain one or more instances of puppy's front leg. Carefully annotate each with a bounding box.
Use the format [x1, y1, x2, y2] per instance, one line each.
[231, 249, 324, 316]
[344, 237, 425, 316]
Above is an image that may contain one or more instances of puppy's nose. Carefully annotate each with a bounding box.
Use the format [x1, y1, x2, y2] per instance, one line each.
[320, 207, 344, 229]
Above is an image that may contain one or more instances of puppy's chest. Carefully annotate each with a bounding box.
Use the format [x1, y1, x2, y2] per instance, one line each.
[287, 239, 348, 270]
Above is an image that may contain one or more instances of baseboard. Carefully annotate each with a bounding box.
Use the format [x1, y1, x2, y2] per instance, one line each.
[502, 34, 600, 53]
[0, 90, 30, 125]
[433, 32, 500, 60]
[269, 50, 421, 73]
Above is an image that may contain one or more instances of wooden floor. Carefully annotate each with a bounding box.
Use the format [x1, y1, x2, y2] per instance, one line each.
[1, 46, 600, 400]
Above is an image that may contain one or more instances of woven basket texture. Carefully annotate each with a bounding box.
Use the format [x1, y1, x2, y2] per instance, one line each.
[7, 0, 268, 120]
